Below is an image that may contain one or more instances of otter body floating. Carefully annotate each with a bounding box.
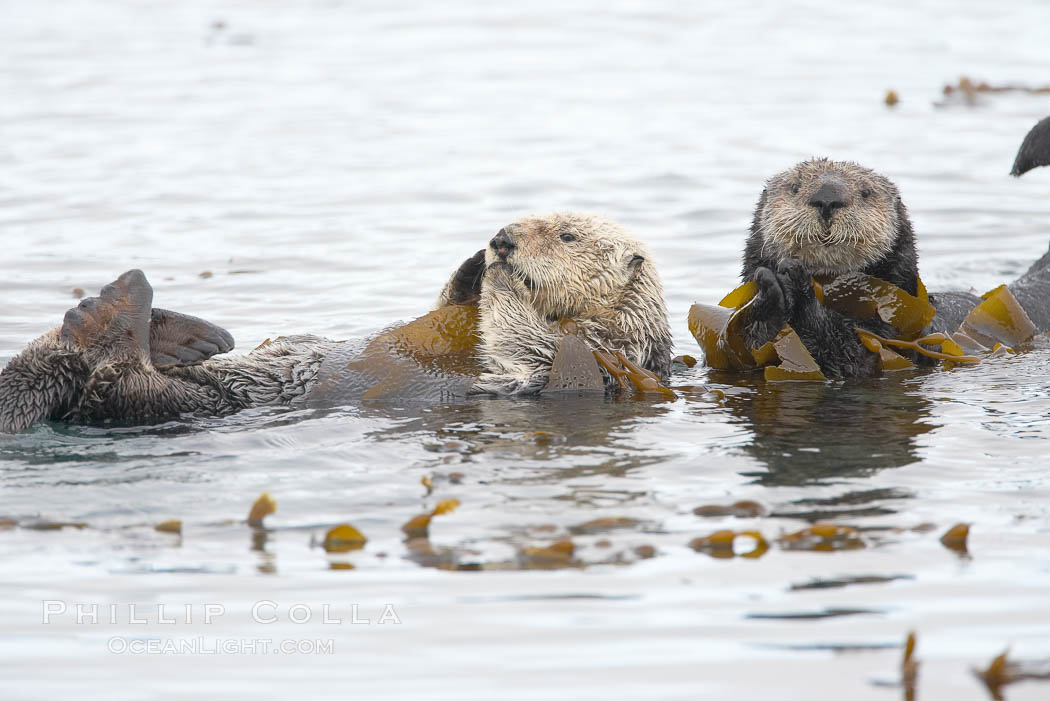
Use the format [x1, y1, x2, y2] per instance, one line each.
[0, 213, 675, 432]
[698, 157, 1050, 378]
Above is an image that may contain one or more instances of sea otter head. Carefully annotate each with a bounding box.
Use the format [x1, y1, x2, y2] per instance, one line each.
[753, 158, 903, 276]
[486, 212, 661, 320]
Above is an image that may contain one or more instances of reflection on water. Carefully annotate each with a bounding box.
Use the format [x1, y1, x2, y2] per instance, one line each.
[715, 372, 934, 485]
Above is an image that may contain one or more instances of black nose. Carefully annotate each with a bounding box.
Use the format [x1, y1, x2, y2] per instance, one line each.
[490, 228, 516, 258]
[808, 181, 848, 222]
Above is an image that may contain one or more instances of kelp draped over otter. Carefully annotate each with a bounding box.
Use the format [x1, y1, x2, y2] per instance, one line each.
[689, 274, 1038, 380]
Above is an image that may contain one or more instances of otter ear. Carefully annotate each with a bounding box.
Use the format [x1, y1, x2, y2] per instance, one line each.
[628, 254, 645, 280]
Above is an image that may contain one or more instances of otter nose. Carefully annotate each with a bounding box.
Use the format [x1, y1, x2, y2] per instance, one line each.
[490, 228, 516, 259]
[808, 181, 848, 222]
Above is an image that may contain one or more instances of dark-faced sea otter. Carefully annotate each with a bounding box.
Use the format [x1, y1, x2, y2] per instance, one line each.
[737, 151, 1050, 377]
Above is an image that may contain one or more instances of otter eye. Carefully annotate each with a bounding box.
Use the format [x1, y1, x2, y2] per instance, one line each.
[861, 188, 871, 199]
[790, 183, 800, 195]
[559, 233, 577, 243]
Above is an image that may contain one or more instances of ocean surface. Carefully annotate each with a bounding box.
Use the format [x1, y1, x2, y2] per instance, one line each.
[2, 1, 1050, 699]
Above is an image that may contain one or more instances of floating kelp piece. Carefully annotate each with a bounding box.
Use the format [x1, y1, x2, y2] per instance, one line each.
[693, 500, 767, 518]
[634, 544, 657, 559]
[520, 539, 577, 569]
[672, 354, 697, 368]
[764, 326, 827, 381]
[154, 520, 182, 535]
[960, 284, 1037, 348]
[432, 499, 460, 515]
[688, 529, 769, 559]
[778, 523, 864, 552]
[247, 492, 277, 527]
[401, 499, 461, 539]
[901, 631, 919, 695]
[817, 273, 936, 340]
[569, 517, 640, 535]
[974, 648, 1050, 699]
[323, 524, 367, 553]
[401, 514, 432, 539]
[939, 522, 970, 555]
[20, 519, 88, 531]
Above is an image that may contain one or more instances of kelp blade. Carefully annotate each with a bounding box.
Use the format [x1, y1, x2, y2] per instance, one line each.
[818, 273, 935, 340]
[959, 284, 1037, 348]
[763, 326, 826, 381]
[718, 281, 758, 309]
[688, 302, 759, 371]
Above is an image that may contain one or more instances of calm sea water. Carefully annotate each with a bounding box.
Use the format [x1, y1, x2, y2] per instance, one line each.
[2, 1, 1050, 699]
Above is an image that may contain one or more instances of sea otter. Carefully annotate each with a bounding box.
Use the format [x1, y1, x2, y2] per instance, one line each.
[739, 155, 1050, 377]
[1011, 115, 1050, 177]
[438, 213, 672, 395]
[0, 213, 672, 432]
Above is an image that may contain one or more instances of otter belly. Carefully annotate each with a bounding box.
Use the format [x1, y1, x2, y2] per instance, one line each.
[305, 340, 477, 406]
[305, 306, 482, 407]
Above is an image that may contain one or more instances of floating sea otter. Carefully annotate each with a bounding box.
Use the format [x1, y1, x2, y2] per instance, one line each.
[0, 213, 673, 432]
[691, 118, 1050, 378]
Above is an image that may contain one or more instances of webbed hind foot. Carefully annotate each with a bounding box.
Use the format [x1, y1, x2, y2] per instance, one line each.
[60, 269, 153, 360]
[541, 330, 604, 394]
[149, 308, 235, 368]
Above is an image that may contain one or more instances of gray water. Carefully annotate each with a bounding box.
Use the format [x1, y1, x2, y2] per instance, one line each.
[2, 1, 1050, 699]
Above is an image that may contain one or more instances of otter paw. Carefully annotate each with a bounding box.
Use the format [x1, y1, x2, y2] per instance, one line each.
[61, 269, 153, 357]
[445, 249, 487, 305]
[752, 266, 791, 323]
[775, 259, 817, 309]
[149, 308, 235, 368]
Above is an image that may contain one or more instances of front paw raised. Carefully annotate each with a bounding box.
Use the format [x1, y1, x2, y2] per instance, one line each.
[746, 260, 815, 347]
[446, 249, 487, 305]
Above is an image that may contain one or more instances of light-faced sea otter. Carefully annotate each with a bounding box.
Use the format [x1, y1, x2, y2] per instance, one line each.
[0, 213, 672, 432]
[438, 213, 672, 396]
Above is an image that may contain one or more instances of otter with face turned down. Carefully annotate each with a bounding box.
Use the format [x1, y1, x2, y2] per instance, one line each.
[740, 157, 1050, 377]
[0, 213, 672, 432]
